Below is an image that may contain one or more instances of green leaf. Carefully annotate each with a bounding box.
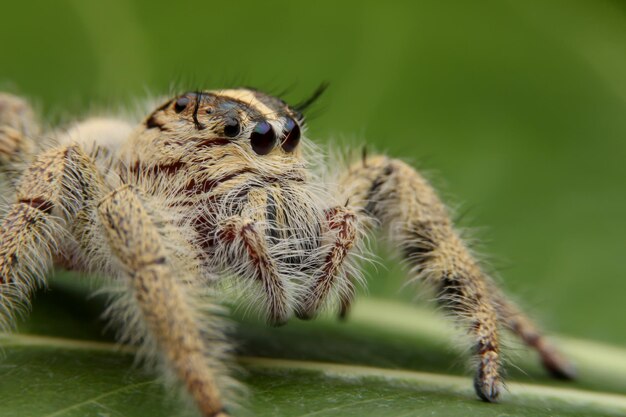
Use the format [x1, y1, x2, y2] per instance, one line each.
[1, 276, 625, 417]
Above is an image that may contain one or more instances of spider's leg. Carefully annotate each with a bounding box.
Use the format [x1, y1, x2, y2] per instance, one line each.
[338, 154, 506, 402]
[295, 206, 360, 319]
[490, 287, 576, 379]
[98, 185, 232, 417]
[214, 216, 290, 325]
[0, 192, 57, 331]
[1, 145, 234, 416]
[0, 93, 39, 180]
[0, 145, 102, 330]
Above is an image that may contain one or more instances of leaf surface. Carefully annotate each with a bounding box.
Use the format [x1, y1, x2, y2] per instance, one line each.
[2, 277, 624, 417]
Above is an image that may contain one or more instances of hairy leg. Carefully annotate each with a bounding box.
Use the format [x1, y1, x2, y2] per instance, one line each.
[0, 194, 57, 329]
[0, 93, 39, 180]
[1, 144, 233, 416]
[0, 145, 103, 329]
[337, 155, 515, 401]
[338, 154, 575, 399]
[98, 186, 232, 417]
[490, 288, 576, 379]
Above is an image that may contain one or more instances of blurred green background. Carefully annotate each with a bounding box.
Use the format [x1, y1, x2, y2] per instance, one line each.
[1, 0, 625, 349]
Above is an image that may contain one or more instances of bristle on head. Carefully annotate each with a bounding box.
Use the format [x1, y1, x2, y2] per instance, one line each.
[294, 82, 329, 114]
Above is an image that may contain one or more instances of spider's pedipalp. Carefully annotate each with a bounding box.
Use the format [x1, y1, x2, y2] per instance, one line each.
[296, 206, 362, 319]
[213, 215, 291, 325]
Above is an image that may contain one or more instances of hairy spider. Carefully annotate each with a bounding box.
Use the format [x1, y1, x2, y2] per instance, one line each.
[0, 89, 575, 416]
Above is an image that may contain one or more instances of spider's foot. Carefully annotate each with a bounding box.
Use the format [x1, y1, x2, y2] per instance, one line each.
[268, 316, 289, 327]
[474, 376, 502, 403]
[266, 304, 291, 327]
[295, 310, 315, 321]
[473, 365, 502, 402]
[211, 408, 231, 417]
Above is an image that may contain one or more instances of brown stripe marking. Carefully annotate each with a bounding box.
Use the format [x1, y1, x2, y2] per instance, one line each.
[184, 168, 254, 195]
[363, 164, 394, 215]
[130, 160, 187, 177]
[239, 222, 288, 325]
[18, 197, 54, 214]
[145, 114, 169, 131]
[299, 208, 357, 318]
[197, 138, 230, 148]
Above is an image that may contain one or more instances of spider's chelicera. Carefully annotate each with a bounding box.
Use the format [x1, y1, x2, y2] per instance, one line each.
[0, 89, 575, 417]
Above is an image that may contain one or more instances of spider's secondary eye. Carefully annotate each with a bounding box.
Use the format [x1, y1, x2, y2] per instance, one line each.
[224, 119, 240, 137]
[174, 96, 190, 113]
[250, 121, 276, 155]
[281, 117, 301, 152]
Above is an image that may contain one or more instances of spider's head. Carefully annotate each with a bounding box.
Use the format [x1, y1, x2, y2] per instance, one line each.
[138, 88, 308, 160]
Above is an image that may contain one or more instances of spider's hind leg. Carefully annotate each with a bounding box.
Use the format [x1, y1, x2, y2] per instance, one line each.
[491, 288, 576, 379]
[337, 154, 556, 402]
[0, 93, 39, 179]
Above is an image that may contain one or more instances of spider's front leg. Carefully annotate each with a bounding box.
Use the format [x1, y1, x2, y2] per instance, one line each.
[0, 143, 233, 417]
[338, 154, 575, 402]
[98, 186, 232, 417]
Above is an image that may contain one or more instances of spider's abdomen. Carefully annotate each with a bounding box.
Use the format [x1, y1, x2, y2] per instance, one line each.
[57, 118, 135, 155]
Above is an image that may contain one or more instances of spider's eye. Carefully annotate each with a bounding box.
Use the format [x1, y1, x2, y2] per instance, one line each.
[174, 96, 190, 113]
[250, 121, 276, 155]
[224, 119, 240, 137]
[281, 117, 301, 152]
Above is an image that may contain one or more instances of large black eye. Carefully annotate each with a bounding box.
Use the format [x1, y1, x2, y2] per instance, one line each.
[250, 121, 276, 155]
[224, 118, 240, 137]
[174, 96, 189, 113]
[281, 118, 301, 152]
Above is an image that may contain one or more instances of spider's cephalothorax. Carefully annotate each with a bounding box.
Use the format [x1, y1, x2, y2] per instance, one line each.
[0, 89, 575, 417]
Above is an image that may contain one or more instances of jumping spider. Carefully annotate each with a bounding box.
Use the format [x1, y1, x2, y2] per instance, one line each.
[0, 88, 575, 416]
